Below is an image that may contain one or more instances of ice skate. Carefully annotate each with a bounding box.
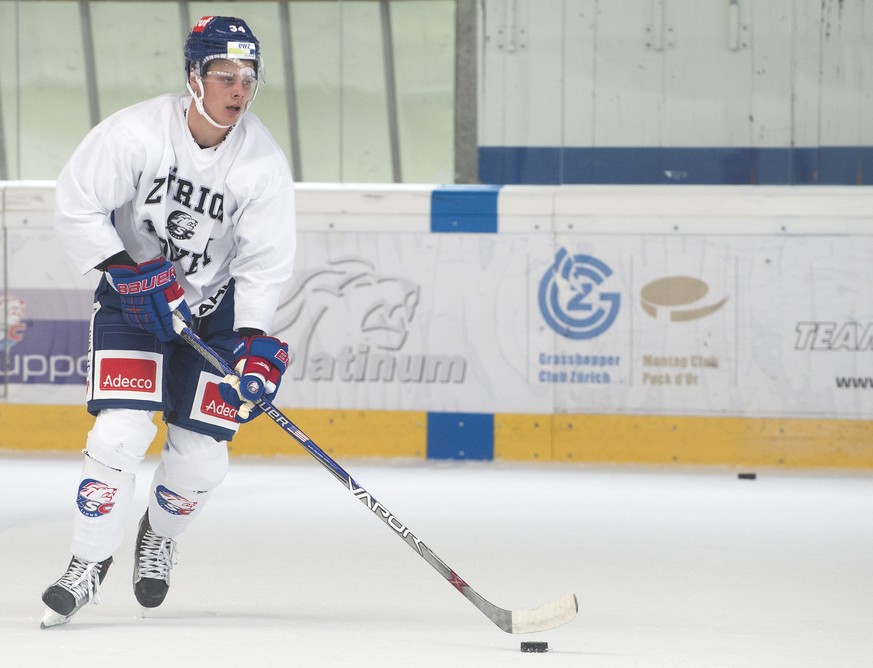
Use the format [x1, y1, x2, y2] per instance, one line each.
[40, 556, 113, 629]
[133, 512, 176, 608]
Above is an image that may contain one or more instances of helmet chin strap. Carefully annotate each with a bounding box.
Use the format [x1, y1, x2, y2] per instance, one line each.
[186, 77, 241, 130]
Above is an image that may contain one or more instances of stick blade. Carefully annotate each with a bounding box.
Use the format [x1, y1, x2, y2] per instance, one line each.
[510, 593, 578, 634]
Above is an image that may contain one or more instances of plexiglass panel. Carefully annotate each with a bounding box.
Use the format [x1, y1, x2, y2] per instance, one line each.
[0, 0, 455, 183]
[2, 0, 871, 185]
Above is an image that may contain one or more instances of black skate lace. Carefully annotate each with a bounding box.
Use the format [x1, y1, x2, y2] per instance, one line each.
[138, 528, 177, 580]
[58, 558, 103, 605]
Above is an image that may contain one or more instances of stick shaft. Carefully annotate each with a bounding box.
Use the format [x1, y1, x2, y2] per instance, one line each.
[174, 320, 576, 633]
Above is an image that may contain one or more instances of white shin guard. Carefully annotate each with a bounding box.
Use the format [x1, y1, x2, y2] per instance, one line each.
[147, 461, 213, 539]
[147, 425, 229, 539]
[70, 409, 158, 562]
[70, 454, 136, 563]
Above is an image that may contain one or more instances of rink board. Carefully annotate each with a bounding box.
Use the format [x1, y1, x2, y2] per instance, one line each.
[2, 183, 873, 467]
[2, 405, 872, 469]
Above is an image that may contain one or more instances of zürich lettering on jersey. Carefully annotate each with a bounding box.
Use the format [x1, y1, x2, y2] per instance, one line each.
[144, 165, 222, 276]
[145, 166, 224, 220]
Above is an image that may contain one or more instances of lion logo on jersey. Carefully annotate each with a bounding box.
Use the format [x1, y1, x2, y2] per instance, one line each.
[167, 210, 198, 241]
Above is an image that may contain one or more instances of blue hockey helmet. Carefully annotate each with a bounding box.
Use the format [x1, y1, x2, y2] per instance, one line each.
[184, 16, 262, 80]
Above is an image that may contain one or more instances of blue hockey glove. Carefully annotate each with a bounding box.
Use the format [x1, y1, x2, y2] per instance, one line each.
[106, 257, 192, 342]
[218, 335, 290, 423]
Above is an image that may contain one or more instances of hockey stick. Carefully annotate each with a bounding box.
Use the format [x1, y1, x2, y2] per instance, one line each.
[173, 316, 578, 634]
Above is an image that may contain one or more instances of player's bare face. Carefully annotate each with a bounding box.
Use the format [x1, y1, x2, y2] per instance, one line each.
[201, 59, 257, 125]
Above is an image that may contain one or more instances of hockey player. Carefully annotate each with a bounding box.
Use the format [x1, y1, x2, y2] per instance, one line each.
[40, 16, 296, 628]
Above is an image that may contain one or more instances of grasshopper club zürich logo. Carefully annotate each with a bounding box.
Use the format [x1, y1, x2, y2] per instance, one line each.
[539, 249, 620, 340]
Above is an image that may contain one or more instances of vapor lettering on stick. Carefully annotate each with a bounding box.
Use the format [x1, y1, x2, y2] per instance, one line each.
[171, 312, 579, 635]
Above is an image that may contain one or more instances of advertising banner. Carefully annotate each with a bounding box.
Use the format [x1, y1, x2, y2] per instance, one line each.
[2, 224, 96, 403]
[5, 186, 873, 420]
[271, 230, 873, 419]
[271, 231, 553, 413]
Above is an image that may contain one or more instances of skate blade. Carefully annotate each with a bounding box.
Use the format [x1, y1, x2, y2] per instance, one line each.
[40, 608, 72, 629]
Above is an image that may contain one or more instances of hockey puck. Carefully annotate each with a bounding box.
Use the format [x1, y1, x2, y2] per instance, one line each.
[738, 472, 757, 480]
[520, 641, 548, 653]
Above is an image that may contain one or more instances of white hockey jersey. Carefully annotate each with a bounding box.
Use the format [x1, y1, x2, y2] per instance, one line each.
[54, 93, 296, 334]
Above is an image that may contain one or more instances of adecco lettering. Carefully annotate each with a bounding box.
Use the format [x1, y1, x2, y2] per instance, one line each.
[101, 375, 155, 390]
[200, 381, 238, 422]
[99, 357, 157, 392]
[204, 398, 237, 420]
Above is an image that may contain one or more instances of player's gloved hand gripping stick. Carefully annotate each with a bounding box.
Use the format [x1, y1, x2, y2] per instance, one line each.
[172, 312, 578, 634]
[218, 335, 290, 422]
[107, 257, 192, 342]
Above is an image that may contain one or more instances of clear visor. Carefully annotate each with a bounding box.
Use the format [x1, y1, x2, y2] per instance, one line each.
[202, 66, 259, 91]
[199, 54, 264, 85]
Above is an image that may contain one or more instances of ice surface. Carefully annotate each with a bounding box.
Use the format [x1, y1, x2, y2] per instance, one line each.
[2, 452, 872, 667]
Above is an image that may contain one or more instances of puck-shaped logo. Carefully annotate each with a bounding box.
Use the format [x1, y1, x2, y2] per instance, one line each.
[640, 276, 727, 322]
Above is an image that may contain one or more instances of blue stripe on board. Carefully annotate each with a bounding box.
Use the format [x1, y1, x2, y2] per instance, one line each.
[478, 146, 873, 185]
[431, 185, 501, 233]
[426, 412, 494, 461]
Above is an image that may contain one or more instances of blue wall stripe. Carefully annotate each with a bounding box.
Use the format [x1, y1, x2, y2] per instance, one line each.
[426, 412, 494, 461]
[431, 185, 501, 233]
[478, 146, 873, 185]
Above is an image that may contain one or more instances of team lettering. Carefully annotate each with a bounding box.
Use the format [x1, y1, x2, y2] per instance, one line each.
[145, 167, 223, 220]
[79, 499, 115, 515]
[196, 282, 230, 317]
[143, 166, 222, 278]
